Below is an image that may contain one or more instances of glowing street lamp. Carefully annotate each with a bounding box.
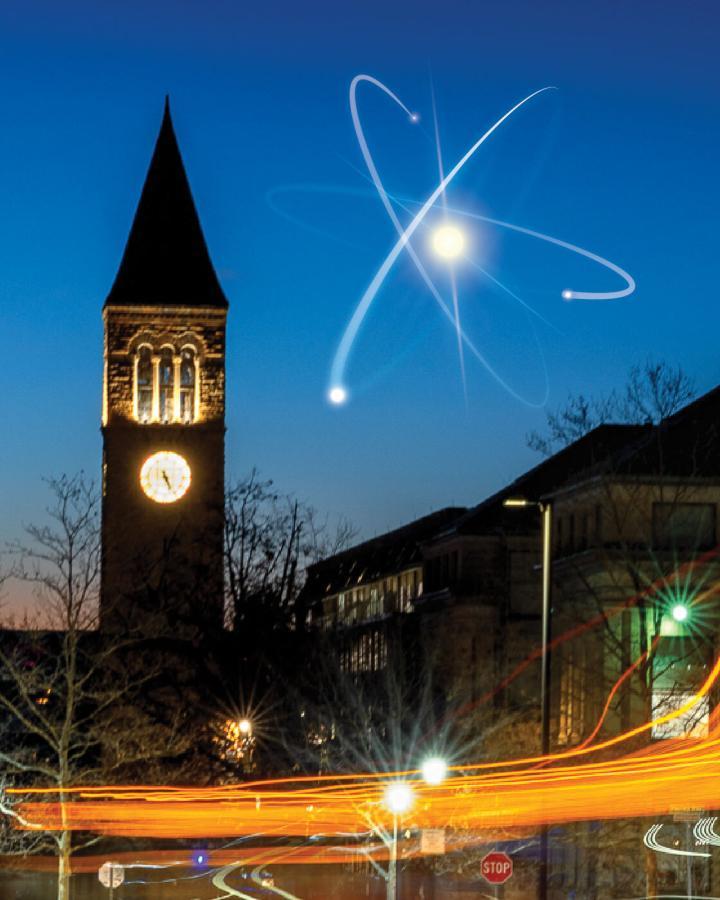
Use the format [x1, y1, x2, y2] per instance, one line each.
[503, 494, 552, 900]
[238, 718, 252, 735]
[384, 781, 414, 814]
[421, 756, 448, 786]
[384, 782, 414, 899]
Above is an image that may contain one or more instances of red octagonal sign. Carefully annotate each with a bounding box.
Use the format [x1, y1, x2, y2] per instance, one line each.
[481, 850, 513, 884]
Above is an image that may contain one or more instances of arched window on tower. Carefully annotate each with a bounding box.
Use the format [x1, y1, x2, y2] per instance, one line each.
[158, 347, 174, 423]
[136, 346, 153, 423]
[179, 348, 196, 423]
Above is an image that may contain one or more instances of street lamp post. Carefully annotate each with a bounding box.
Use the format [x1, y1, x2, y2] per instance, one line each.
[503, 496, 553, 900]
[383, 782, 414, 900]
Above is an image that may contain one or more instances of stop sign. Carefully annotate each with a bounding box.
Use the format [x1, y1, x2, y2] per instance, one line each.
[481, 850, 513, 884]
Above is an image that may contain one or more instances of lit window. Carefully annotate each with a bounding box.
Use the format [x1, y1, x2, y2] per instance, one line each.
[557, 648, 586, 746]
[180, 348, 196, 423]
[159, 348, 174, 423]
[136, 346, 153, 423]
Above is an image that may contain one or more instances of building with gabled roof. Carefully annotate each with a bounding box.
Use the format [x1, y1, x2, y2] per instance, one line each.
[304, 384, 720, 746]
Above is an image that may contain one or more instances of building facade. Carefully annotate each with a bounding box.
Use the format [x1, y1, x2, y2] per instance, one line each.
[303, 393, 720, 896]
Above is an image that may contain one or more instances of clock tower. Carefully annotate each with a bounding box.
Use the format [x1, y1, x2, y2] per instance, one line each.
[100, 100, 228, 632]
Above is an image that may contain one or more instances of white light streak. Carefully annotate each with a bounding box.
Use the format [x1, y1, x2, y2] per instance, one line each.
[211, 862, 256, 899]
[251, 865, 303, 899]
[694, 816, 720, 846]
[643, 823, 710, 858]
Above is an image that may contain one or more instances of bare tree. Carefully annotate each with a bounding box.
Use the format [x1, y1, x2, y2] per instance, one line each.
[527, 359, 695, 457]
[224, 469, 356, 633]
[201, 472, 356, 779]
[0, 475, 195, 900]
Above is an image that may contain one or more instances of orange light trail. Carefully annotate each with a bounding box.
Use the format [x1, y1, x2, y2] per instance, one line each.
[13, 714, 720, 840]
[9, 553, 720, 847]
[12, 635, 720, 841]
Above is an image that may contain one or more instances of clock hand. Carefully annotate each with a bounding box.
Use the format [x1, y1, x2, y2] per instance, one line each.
[162, 470, 172, 490]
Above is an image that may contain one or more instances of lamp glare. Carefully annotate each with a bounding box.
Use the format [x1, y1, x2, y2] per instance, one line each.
[421, 757, 448, 785]
[384, 782, 414, 814]
[672, 604, 689, 623]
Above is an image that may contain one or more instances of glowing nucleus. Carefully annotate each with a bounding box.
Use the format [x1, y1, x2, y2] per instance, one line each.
[672, 603, 689, 622]
[432, 224, 465, 260]
[328, 386, 348, 405]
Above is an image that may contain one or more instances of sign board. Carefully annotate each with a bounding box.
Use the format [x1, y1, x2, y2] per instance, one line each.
[420, 828, 446, 855]
[98, 861, 124, 889]
[481, 850, 513, 885]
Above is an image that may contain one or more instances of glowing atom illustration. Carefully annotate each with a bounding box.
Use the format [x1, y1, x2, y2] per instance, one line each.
[318, 75, 636, 407]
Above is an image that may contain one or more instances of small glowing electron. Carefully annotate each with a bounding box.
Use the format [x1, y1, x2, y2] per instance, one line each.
[410, 112, 420, 123]
[238, 718, 252, 735]
[384, 782, 414, 814]
[672, 604, 689, 622]
[432, 224, 465, 260]
[328, 386, 347, 405]
[421, 756, 448, 786]
[562, 289, 573, 301]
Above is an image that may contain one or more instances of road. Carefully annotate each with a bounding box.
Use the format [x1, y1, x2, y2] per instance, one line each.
[0, 862, 436, 899]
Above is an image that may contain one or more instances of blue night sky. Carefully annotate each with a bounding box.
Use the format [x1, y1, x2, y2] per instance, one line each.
[0, 1, 718, 612]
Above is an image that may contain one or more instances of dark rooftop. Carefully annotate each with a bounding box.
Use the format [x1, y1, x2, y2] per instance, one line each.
[447, 423, 652, 537]
[105, 99, 228, 309]
[616, 383, 720, 479]
[303, 507, 467, 598]
[302, 383, 720, 591]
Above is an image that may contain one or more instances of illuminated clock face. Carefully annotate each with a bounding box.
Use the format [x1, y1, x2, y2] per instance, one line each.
[140, 451, 191, 504]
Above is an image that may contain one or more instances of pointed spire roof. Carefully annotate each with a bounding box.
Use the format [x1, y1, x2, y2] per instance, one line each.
[106, 99, 228, 309]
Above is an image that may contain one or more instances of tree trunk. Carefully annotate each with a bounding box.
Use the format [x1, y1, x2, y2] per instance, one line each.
[57, 792, 72, 900]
